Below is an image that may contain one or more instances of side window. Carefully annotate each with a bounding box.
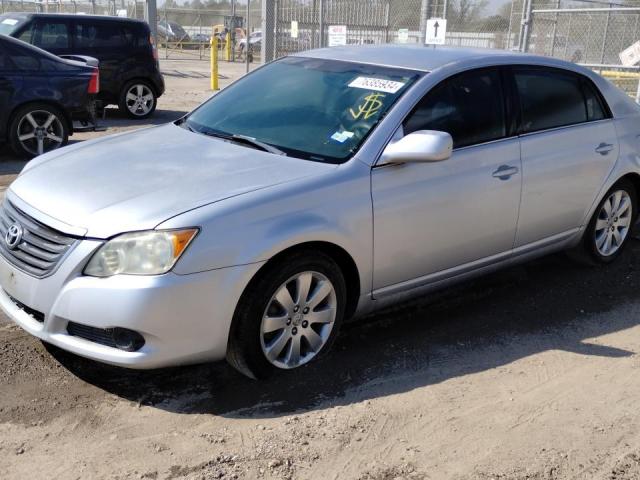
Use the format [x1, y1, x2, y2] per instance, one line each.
[75, 22, 128, 49]
[514, 68, 587, 133]
[16, 22, 34, 43]
[33, 21, 70, 49]
[581, 79, 607, 122]
[403, 68, 506, 149]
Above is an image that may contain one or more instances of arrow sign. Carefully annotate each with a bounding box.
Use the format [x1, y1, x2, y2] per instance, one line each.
[425, 18, 447, 45]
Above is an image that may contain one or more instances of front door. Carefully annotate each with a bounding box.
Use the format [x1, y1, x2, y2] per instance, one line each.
[372, 67, 522, 293]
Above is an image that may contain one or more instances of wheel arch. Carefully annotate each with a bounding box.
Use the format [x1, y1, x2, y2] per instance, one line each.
[618, 172, 640, 215]
[240, 241, 361, 321]
[120, 77, 159, 98]
[6, 100, 72, 139]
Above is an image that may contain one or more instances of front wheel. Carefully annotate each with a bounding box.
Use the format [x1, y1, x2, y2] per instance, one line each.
[119, 81, 157, 119]
[227, 251, 346, 379]
[573, 179, 637, 265]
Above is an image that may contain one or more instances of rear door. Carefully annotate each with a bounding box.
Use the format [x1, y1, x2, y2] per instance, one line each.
[512, 66, 618, 248]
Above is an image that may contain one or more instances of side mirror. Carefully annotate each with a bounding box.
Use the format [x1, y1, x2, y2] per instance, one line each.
[379, 130, 453, 165]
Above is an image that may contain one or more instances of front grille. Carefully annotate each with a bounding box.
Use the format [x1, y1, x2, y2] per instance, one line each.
[0, 201, 77, 278]
[67, 322, 118, 349]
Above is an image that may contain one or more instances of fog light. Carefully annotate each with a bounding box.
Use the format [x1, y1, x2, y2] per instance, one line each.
[112, 328, 145, 352]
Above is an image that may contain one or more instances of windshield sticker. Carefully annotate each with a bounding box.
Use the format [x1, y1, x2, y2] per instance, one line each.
[330, 130, 355, 143]
[350, 93, 386, 120]
[1, 18, 18, 25]
[349, 77, 406, 94]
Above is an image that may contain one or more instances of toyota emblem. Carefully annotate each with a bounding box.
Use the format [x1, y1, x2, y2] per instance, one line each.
[5, 223, 23, 250]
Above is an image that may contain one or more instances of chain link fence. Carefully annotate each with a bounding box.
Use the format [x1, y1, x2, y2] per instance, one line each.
[526, 1, 640, 101]
[2, 0, 640, 98]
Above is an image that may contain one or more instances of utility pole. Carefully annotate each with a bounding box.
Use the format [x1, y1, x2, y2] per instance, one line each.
[419, 0, 430, 45]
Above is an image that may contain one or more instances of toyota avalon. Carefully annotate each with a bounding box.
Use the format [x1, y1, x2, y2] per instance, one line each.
[1, 45, 639, 379]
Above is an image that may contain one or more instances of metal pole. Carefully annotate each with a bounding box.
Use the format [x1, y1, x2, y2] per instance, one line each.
[521, 0, 533, 52]
[600, 3, 612, 64]
[420, 0, 430, 45]
[563, 12, 572, 58]
[550, 0, 561, 57]
[319, 0, 324, 47]
[261, 0, 275, 63]
[146, 0, 158, 48]
[443, 0, 448, 19]
[506, 0, 515, 49]
[246, 0, 250, 73]
[384, 1, 390, 43]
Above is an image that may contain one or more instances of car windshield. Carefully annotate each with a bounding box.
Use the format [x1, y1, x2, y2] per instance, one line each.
[185, 57, 422, 163]
[0, 16, 25, 35]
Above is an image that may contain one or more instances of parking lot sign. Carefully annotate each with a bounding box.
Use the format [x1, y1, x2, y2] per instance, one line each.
[620, 41, 640, 67]
[425, 18, 447, 45]
[328, 25, 348, 47]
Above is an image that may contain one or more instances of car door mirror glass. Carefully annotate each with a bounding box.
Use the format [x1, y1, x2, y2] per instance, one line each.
[379, 130, 453, 165]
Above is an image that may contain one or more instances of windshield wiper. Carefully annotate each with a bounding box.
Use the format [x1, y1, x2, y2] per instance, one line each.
[198, 128, 287, 156]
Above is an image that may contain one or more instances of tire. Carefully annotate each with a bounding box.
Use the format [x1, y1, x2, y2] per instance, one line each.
[8, 103, 69, 158]
[227, 250, 347, 379]
[118, 80, 157, 119]
[571, 179, 637, 265]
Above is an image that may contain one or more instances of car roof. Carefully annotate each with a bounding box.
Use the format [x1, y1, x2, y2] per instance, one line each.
[295, 44, 559, 72]
[1, 12, 146, 26]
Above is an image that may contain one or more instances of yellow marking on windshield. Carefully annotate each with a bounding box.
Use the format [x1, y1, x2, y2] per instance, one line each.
[349, 92, 386, 120]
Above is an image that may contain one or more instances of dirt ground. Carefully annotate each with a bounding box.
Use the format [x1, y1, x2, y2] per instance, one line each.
[4, 58, 640, 480]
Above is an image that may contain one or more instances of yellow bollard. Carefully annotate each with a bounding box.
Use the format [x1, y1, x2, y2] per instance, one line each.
[210, 36, 219, 91]
[225, 32, 232, 62]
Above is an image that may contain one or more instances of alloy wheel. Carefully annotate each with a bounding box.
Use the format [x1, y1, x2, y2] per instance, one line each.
[260, 271, 337, 369]
[595, 189, 633, 257]
[125, 84, 154, 116]
[17, 110, 64, 156]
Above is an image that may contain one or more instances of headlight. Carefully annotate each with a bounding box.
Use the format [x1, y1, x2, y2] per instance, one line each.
[84, 229, 198, 277]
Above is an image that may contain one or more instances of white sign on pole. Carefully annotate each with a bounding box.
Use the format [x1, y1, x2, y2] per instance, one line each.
[328, 25, 348, 47]
[291, 20, 299, 38]
[397, 28, 409, 44]
[620, 41, 640, 67]
[425, 18, 447, 45]
[116, 9, 127, 17]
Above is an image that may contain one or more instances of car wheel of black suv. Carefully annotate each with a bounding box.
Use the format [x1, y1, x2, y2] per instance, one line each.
[9, 103, 69, 158]
[119, 80, 157, 119]
[227, 250, 347, 379]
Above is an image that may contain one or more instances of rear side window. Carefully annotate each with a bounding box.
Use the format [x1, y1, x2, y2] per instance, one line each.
[582, 79, 607, 121]
[74, 22, 130, 48]
[514, 68, 599, 133]
[33, 21, 70, 49]
[403, 68, 506, 149]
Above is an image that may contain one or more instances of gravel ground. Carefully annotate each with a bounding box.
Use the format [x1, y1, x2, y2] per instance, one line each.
[3, 58, 640, 480]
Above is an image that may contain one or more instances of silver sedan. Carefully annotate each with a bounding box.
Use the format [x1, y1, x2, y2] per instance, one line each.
[1, 45, 639, 379]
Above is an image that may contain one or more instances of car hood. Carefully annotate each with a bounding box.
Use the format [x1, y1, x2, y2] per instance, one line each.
[10, 124, 335, 238]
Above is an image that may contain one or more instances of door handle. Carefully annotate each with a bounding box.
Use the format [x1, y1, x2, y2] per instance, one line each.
[595, 142, 614, 155]
[492, 164, 519, 180]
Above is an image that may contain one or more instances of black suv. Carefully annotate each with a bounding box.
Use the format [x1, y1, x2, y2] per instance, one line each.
[0, 13, 165, 119]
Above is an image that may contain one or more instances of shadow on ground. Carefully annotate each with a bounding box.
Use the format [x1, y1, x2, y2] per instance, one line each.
[47, 241, 640, 419]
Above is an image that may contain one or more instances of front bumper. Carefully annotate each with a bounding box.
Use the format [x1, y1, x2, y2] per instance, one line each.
[0, 239, 263, 369]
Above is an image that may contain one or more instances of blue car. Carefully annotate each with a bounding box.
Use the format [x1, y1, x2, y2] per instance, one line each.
[0, 34, 99, 157]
